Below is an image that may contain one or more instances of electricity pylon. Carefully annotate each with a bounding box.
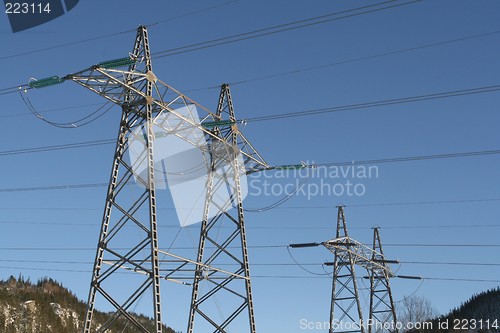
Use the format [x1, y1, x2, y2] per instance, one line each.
[367, 227, 398, 333]
[290, 206, 398, 333]
[27, 26, 268, 332]
[187, 84, 267, 333]
[327, 206, 366, 333]
[76, 26, 165, 333]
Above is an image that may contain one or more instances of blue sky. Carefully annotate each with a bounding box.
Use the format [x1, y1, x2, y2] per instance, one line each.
[0, 0, 499, 332]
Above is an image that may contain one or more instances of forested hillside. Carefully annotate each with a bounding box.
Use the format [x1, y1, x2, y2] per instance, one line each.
[0, 276, 176, 333]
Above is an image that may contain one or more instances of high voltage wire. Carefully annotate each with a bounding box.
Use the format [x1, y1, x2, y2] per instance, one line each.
[222, 30, 500, 88]
[418, 277, 500, 283]
[0, 0, 241, 61]
[0, 266, 498, 283]
[247, 198, 500, 209]
[0, 0, 422, 96]
[3, 26, 500, 99]
[0, 139, 114, 157]
[3, 81, 500, 135]
[0, 243, 498, 251]
[0, 148, 498, 192]
[347, 198, 500, 207]
[3, 26, 500, 100]
[0, 199, 499, 211]
[400, 261, 500, 267]
[243, 84, 500, 123]
[0, 258, 498, 267]
[0, 103, 104, 120]
[20, 92, 115, 128]
[151, 0, 423, 59]
[0, 219, 499, 230]
[0, 183, 108, 192]
[383, 244, 500, 248]
[2, 83, 500, 156]
[0, 30, 134, 62]
[314, 150, 500, 167]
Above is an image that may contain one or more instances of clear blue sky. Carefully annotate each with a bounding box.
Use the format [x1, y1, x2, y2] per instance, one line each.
[1, 0, 499, 332]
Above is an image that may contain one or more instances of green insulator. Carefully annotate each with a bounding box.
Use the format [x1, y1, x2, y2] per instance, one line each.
[28, 76, 65, 89]
[98, 57, 136, 69]
[275, 164, 305, 170]
[202, 120, 236, 128]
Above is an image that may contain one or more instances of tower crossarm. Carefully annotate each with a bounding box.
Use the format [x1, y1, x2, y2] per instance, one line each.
[64, 63, 270, 174]
[322, 237, 395, 276]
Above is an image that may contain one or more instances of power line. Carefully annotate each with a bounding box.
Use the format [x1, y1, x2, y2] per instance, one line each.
[0, 30, 135, 62]
[0, 265, 498, 283]
[225, 29, 500, 88]
[0, 87, 28, 96]
[17, 81, 500, 132]
[0, 147, 497, 192]
[252, 199, 500, 209]
[4, 25, 500, 99]
[347, 198, 500, 207]
[6, 73, 500, 130]
[152, 0, 423, 59]
[20, 92, 115, 128]
[0, 0, 241, 61]
[1, 219, 499, 231]
[0, 259, 498, 267]
[314, 150, 500, 167]
[0, 1, 422, 96]
[400, 261, 500, 267]
[0, 139, 114, 157]
[243, 84, 500, 123]
[382, 243, 500, 248]
[0, 103, 105, 120]
[0, 0, 416, 95]
[0, 109, 498, 159]
[0, 243, 498, 251]
[6, 81, 500, 139]
[0, 183, 108, 193]
[418, 277, 500, 283]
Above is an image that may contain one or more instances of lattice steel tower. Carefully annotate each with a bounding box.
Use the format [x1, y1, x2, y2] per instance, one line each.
[290, 206, 398, 333]
[187, 83, 267, 333]
[368, 227, 398, 333]
[26, 26, 268, 332]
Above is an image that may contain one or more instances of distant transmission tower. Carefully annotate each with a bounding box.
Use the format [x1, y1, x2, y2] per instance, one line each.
[26, 26, 269, 332]
[368, 227, 398, 333]
[290, 206, 398, 333]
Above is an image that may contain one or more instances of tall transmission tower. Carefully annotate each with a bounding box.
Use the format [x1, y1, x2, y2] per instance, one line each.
[187, 83, 267, 333]
[26, 26, 269, 332]
[290, 206, 398, 333]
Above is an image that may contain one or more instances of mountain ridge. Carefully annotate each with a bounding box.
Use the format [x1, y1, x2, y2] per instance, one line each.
[0, 275, 177, 333]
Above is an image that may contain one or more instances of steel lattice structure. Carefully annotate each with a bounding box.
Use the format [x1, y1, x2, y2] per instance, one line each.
[29, 26, 268, 333]
[187, 83, 267, 333]
[290, 206, 398, 333]
[367, 227, 398, 333]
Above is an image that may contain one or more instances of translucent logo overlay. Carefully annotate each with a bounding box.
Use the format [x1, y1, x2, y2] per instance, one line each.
[128, 105, 247, 227]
